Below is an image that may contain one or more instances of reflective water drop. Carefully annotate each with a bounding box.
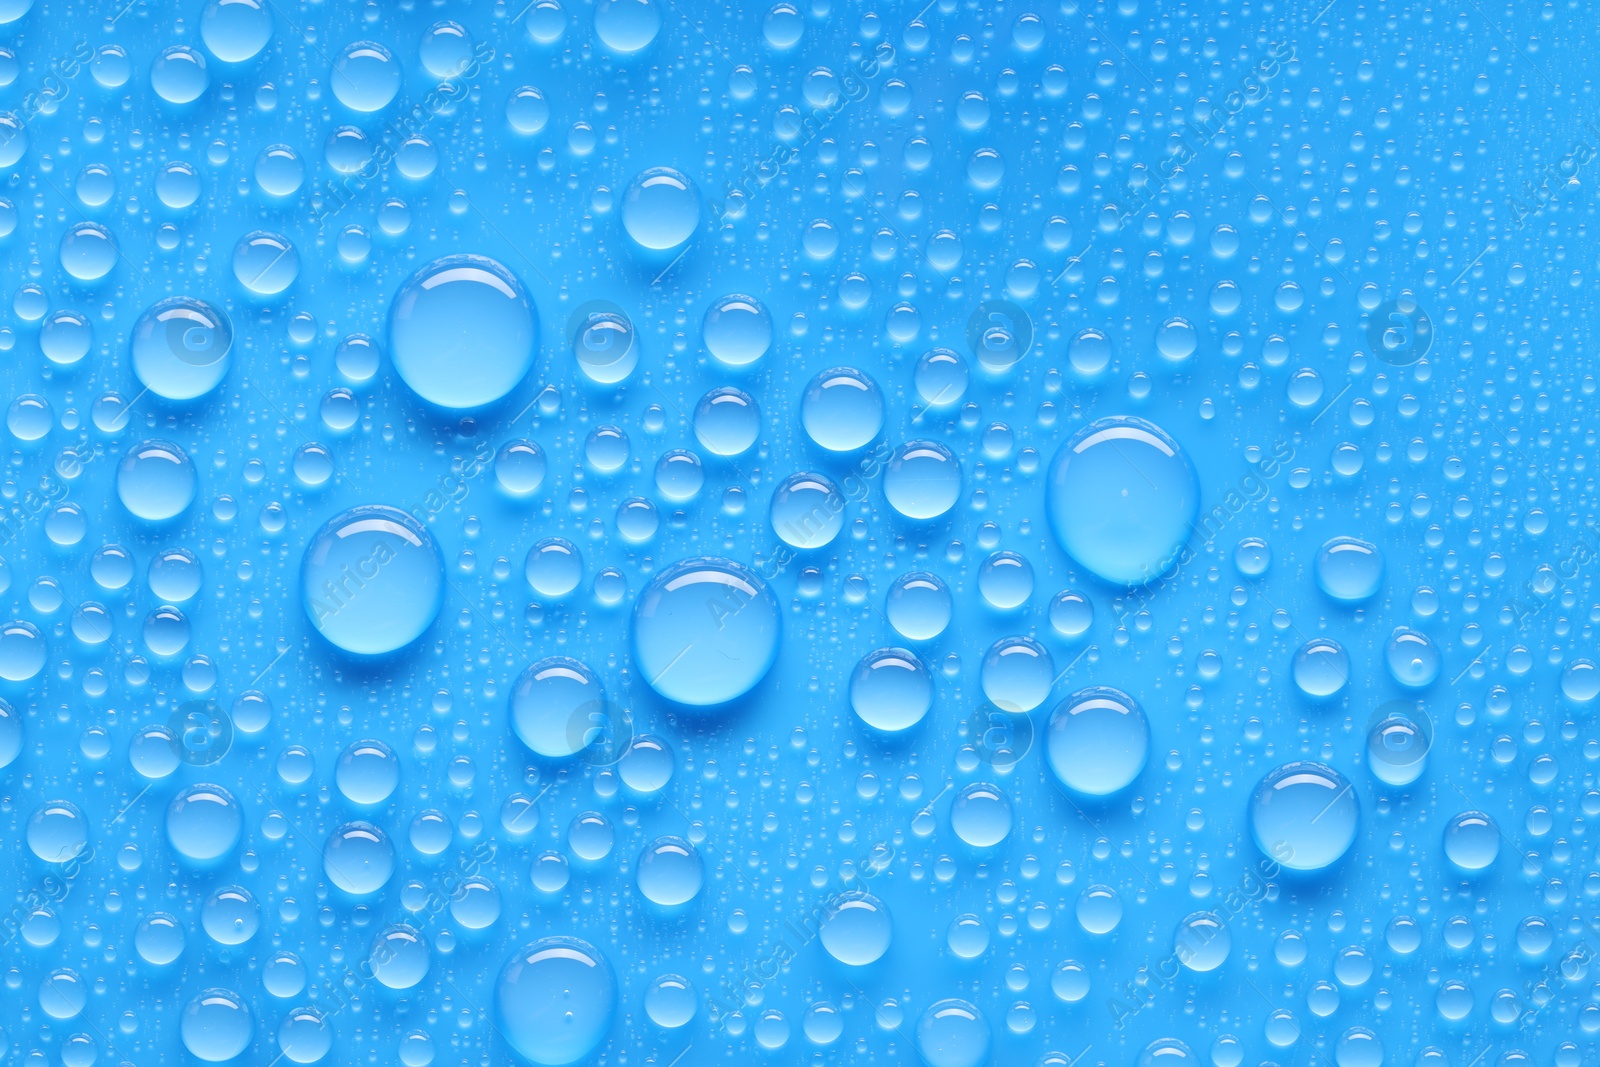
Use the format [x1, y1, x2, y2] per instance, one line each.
[1156, 316, 1198, 361]
[594, 0, 661, 53]
[0, 620, 46, 681]
[644, 974, 696, 1028]
[1047, 417, 1198, 585]
[507, 86, 550, 134]
[1292, 638, 1350, 699]
[978, 551, 1033, 610]
[1315, 536, 1384, 602]
[1049, 589, 1094, 638]
[181, 989, 252, 1062]
[151, 46, 209, 104]
[637, 836, 703, 905]
[324, 821, 395, 895]
[801, 367, 883, 452]
[951, 782, 1011, 847]
[495, 937, 617, 1066]
[166, 784, 242, 864]
[916, 999, 990, 1067]
[820, 892, 892, 965]
[849, 647, 933, 732]
[884, 440, 962, 520]
[703, 294, 772, 366]
[915, 348, 969, 407]
[568, 811, 615, 862]
[622, 166, 699, 251]
[980, 636, 1053, 713]
[687, 386, 761, 459]
[1249, 762, 1359, 871]
[389, 254, 537, 409]
[117, 440, 196, 521]
[496, 439, 547, 496]
[201, 885, 259, 945]
[887, 571, 952, 641]
[526, 537, 583, 598]
[254, 143, 303, 196]
[1442, 810, 1499, 871]
[632, 557, 780, 706]
[301, 505, 444, 655]
[232, 230, 298, 295]
[1384, 628, 1439, 688]
[27, 800, 87, 863]
[419, 20, 473, 78]
[337, 738, 399, 805]
[201, 0, 272, 62]
[131, 297, 233, 400]
[136, 912, 186, 965]
[1366, 708, 1431, 786]
[1046, 686, 1150, 796]
[278, 1007, 333, 1064]
[1174, 911, 1231, 972]
[571, 308, 637, 384]
[59, 221, 117, 281]
[510, 657, 604, 758]
[331, 40, 401, 111]
[770, 472, 843, 549]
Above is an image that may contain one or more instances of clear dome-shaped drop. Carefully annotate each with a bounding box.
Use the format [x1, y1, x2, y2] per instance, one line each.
[324, 822, 395, 895]
[950, 782, 1011, 846]
[980, 636, 1053, 713]
[1442, 810, 1499, 871]
[253, 143, 303, 196]
[525, 537, 583, 598]
[916, 999, 990, 1067]
[495, 937, 617, 1066]
[278, 1007, 333, 1064]
[331, 40, 400, 111]
[977, 551, 1033, 609]
[1292, 638, 1350, 699]
[703, 294, 771, 366]
[201, 0, 272, 62]
[1047, 417, 1198, 585]
[636, 836, 703, 905]
[820, 892, 892, 965]
[884, 440, 962, 520]
[1562, 659, 1600, 702]
[585, 427, 629, 473]
[1315, 536, 1384, 602]
[27, 800, 87, 863]
[801, 367, 883, 452]
[1139, 1039, 1200, 1067]
[0, 620, 46, 681]
[1384, 628, 1439, 688]
[336, 738, 400, 805]
[568, 811, 614, 862]
[135, 912, 186, 965]
[59, 222, 117, 281]
[371, 924, 431, 989]
[618, 735, 674, 794]
[644, 974, 696, 1028]
[495, 439, 546, 496]
[419, 20, 473, 77]
[1174, 911, 1231, 972]
[0, 697, 21, 768]
[507, 86, 550, 134]
[654, 449, 704, 501]
[1335, 1028, 1383, 1067]
[509, 657, 605, 758]
[388, 254, 537, 409]
[166, 783, 242, 864]
[181, 989, 252, 1063]
[232, 230, 298, 295]
[1046, 686, 1150, 796]
[1249, 762, 1359, 871]
[915, 348, 969, 407]
[148, 548, 202, 602]
[570, 309, 637, 384]
[770, 472, 843, 549]
[40, 309, 93, 366]
[1155, 316, 1198, 362]
[594, 0, 660, 52]
[117, 440, 196, 521]
[622, 166, 699, 251]
[1069, 327, 1113, 375]
[150, 46, 209, 104]
[1366, 707, 1430, 786]
[887, 571, 951, 641]
[632, 557, 779, 706]
[201, 885, 259, 945]
[1049, 589, 1094, 638]
[694, 387, 760, 456]
[849, 647, 933, 732]
[300, 505, 444, 656]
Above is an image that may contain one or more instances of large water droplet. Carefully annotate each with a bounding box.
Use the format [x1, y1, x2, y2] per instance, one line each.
[703, 293, 772, 366]
[820, 892, 892, 965]
[849, 647, 933, 732]
[495, 937, 617, 1066]
[389, 254, 538, 409]
[301, 505, 444, 655]
[1047, 416, 1198, 585]
[1442, 810, 1499, 871]
[884, 440, 962, 520]
[770, 472, 843, 549]
[166, 783, 242, 864]
[636, 835, 703, 905]
[801, 367, 883, 452]
[510, 657, 605, 758]
[181, 989, 253, 1062]
[1046, 686, 1150, 796]
[632, 557, 780, 706]
[622, 166, 699, 251]
[331, 40, 401, 111]
[916, 999, 990, 1067]
[1249, 761, 1359, 872]
[131, 297, 232, 400]
[117, 439, 196, 520]
[1314, 536, 1384, 602]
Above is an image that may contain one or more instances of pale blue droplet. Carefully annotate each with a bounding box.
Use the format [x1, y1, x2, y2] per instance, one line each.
[166, 783, 242, 864]
[820, 892, 892, 965]
[151, 46, 209, 104]
[703, 294, 771, 366]
[300, 505, 444, 655]
[181, 989, 252, 1063]
[117, 440, 196, 521]
[916, 999, 990, 1067]
[232, 230, 298, 295]
[770, 472, 843, 549]
[636, 836, 702, 905]
[951, 782, 1011, 847]
[1249, 761, 1359, 872]
[594, 0, 661, 53]
[887, 571, 951, 641]
[801, 367, 883, 452]
[1315, 536, 1383, 602]
[1292, 638, 1349, 699]
[324, 821, 395, 895]
[849, 647, 932, 732]
[495, 937, 617, 1066]
[693, 387, 760, 456]
[632, 557, 779, 706]
[510, 657, 604, 758]
[389, 255, 537, 409]
[622, 166, 698, 251]
[201, 0, 272, 62]
[980, 636, 1053, 713]
[1046, 686, 1150, 796]
[1384, 628, 1439, 688]
[1442, 810, 1499, 871]
[331, 40, 400, 111]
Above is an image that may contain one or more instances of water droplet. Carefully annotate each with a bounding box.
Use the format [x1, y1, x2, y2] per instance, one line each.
[495, 937, 617, 1066]
[632, 557, 780, 706]
[389, 255, 537, 409]
[1249, 762, 1359, 872]
[300, 505, 444, 655]
[1046, 686, 1150, 796]
[849, 647, 933, 732]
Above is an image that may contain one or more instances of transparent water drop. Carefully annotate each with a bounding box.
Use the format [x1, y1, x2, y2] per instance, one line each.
[632, 557, 780, 706]
[389, 254, 537, 408]
[849, 647, 933, 732]
[1046, 686, 1150, 795]
[300, 505, 444, 655]
[1248, 762, 1359, 871]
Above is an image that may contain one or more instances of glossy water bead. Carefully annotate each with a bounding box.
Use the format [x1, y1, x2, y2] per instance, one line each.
[300, 505, 444, 656]
[702, 293, 772, 366]
[801, 367, 883, 452]
[632, 557, 779, 706]
[886, 571, 953, 641]
[495, 937, 617, 1066]
[131, 297, 232, 400]
[1249, 762, 1360, 872]
[621, 166, 699, 251]
[509, 658, 605, 759]
[849, 647, 933, 732]
[883, 440, 962, 520]
[1315, 536, 1384, 602]
[388, 255, 537, 409]
[770, 472, 844, 549]
[1292, 638, 1350, 699]
[1442, 810, 1500, 871]
[1045, 687, 1150, 796]
[950, 782, 1011, 847]
[1046, 417, 1199, 585]
[118, 440, 197, 521]
[916, 999, 990, 1067]
[636, 836, 703, 905]
[1366, 706, 1431, 786]
[819, 891, 893, 965]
